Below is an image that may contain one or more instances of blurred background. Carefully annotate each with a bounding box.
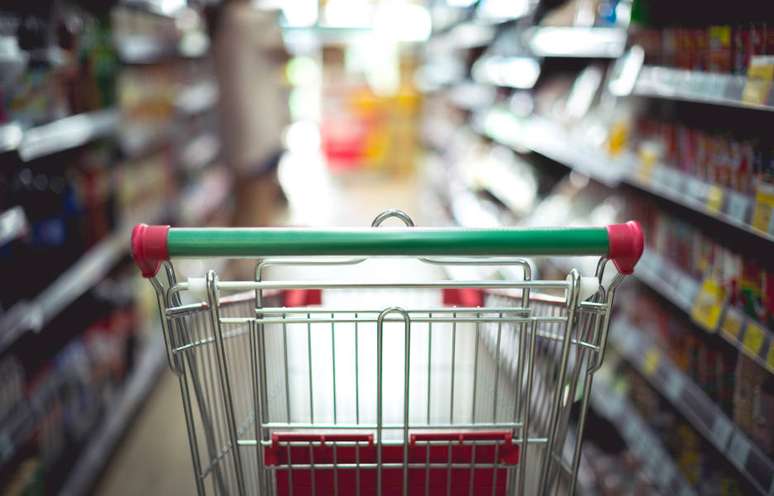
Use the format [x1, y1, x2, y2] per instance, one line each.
[1, 0, 773, 494]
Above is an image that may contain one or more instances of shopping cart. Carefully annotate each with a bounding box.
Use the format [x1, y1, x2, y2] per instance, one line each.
[131, 210, 643, 496]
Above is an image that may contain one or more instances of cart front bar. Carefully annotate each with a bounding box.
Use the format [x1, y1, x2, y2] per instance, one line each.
[131, 222, 643, 277]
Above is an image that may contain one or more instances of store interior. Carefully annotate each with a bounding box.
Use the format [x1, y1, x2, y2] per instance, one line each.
[1, 0, 773, 494]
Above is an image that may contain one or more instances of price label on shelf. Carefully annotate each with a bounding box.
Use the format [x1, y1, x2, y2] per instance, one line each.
[751, 182, 774, 235]
[711, 415, 734, 448]
[664, 369, 685, 402]
[678, 276, 700, 310]
[0, 432, 13, 464]
[657, 461, 675, 489]
[728, 435, 751, 469]
[643, 348, 661, 376]
[665, 168, 686, 193]
[726, 191, 751, 224]
[725, 75, 747, 101]
[686, 177, 707, 202]
[637, 150, 659, 185]
[705, 185, 724, 213]
[742, 56, 774, 106]
[653, 166, 672, 191]
[720, 307, 746, 341]
[743, 321, 766, 356]
[691, 277, 725, 332]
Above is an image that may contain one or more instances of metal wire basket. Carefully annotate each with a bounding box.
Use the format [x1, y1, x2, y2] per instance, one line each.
[132, 210, 643, 495]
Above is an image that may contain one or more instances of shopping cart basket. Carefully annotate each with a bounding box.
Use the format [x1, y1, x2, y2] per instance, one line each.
[132, 210, 643, 495]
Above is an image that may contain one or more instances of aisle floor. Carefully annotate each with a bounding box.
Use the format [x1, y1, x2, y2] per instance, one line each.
[97, 162, 425, 495]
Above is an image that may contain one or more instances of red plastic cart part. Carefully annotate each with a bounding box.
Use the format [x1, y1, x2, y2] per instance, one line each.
[131, 224, 170, 278]
[264, 431, 519, 496]
[283, 288, 322, 307]
[442, 288, 485, 307]
[606, 221, 644, 275]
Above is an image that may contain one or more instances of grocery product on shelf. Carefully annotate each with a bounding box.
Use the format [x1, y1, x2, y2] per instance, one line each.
[1, 268, 143, 494]
[630, 197, 773, 329]
[620, 364, 751, 495]
[629, 101, 773, 198]
[424, 5, 774, 482]
[1, 1, 220, 493]
[630, 0, 773, 75]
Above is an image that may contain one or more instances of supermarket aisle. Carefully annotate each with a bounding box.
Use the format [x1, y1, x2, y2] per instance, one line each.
[98, 165, 425, 494]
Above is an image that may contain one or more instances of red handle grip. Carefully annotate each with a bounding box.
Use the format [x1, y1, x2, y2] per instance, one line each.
[606, 221, 644, 275]
[131, 224, 170, 278]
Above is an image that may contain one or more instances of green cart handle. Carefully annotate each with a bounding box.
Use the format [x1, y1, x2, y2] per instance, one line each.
[132, 222, 643, 278]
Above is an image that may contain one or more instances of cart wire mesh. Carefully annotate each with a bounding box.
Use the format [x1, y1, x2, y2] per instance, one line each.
[151, 255, 618, 496]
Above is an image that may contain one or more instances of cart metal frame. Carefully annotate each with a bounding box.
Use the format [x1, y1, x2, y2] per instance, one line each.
[133, 210, 643, 495]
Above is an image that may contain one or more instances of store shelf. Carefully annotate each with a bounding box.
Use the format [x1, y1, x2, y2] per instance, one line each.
[120, 126, 172, 159]
[475, 107, 631, 186]
[636, 251, 774, 375]
[428, 22, 496, 51]
[525, 27, 626, 59]
[179, 166, 231, 225]
[121, 0, 185, 18]
[634, 66, 774, 112]
[0, 206, 27, 247]
[635, 251, 697, 313]
[445, 82, 497, 111]
[59, 338, 165, 496]
[627, 162, 772, 243]
[0, 122, 23, 154]
[477, 107, 774, 244]
[0, 201, 170, 355]
[0, 334, 164, 493]
[179, 132, 220, 171]
[463, 111, 774, 372]
[115, 34, 207, 64]
[17, 109, 120, 162]
[175, 81, 218, 115]
[613, 320, 774, 495]
[589, 368, 697, 496]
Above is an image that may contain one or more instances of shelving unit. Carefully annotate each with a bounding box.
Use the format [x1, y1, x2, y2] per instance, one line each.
[476, 105, 774, 242]
[0, 110, 120, 161]
[0, 201, 171, 355]
[0, 332, 165, 495]
[445, 82, 496, 112]
[525, 27, 627, 59]
[448, 138, 774, 375]
[627, 164, 769, 241]
[589, 369, 697, 496]
[434, 35, 774, 487]
[175, 81, 219, 115]
[179, 132, 220, 172]
[178, 166, 231, 225]
[59, 337, 165, 496]
[1, 2, 223, 494]
[636, 251, 774, 374]
[428, 22, 496, 51]
[0, 207, 27, 247]
[634, 66, 774, 112]
[0, 122, 23, 154]
[613, 319, 774, 495]
[0, 332, 162, 483]
[475, 107, 630, 186]
[115, 35, 208, 64]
